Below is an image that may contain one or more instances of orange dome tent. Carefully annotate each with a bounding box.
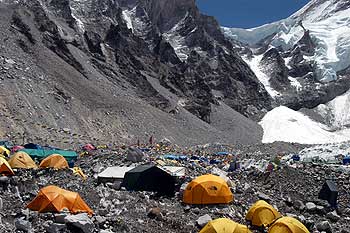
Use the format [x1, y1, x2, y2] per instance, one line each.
[39, 154, 69, 169]
[246, 200, 281, 227]
[8, 151, 37, 169]
[183, 174, 233, 204]
[0, 157, 14, 175]
[27, 185, 93, 215]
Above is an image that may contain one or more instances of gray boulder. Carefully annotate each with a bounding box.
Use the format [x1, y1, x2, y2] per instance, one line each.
[316, 220, 332, 233]
[15, 217, 32, 232]
[44, 221, 66, 233]
[294, 200, 305, 211]
[305, 202, 317, 212]
[126, 147, 144, 162]
[326, 211, 340, 222]
[64, 213, 94, 233]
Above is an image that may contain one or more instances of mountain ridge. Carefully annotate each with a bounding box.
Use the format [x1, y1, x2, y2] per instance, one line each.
[0, 0, 270, 146]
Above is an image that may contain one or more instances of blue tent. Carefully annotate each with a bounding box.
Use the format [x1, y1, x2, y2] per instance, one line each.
[292, 154, 301, 161]
[190, 156, 209, 162]
[140, 148, 151, 152]
[0, 140, 14, 149]
[343, 156, 350, 165]
[210, 159, 221, 164]
[24, 143, 42, 150]
[163, 154, 187, 161]
[228, 160, 240, 171]
[216, 152, 230, 156]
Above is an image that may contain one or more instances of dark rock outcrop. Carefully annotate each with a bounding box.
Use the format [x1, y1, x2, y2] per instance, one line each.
[260, 48, 290, 91]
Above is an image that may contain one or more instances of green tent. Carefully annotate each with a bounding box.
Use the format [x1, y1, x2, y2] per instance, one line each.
[19, 149, 77, 163]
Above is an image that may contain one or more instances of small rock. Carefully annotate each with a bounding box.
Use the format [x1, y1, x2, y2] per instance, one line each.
[44, 221, 66, 233]
[15, 217, 32, 232]
[196, 214, 212, 227]
[326, 211, 340, 222]
[147, 207, 162, 220]
[284, 196, 293, 207]
[298, 215, 306, 223]
[316, 205, 326, 215]
[257, 192, 271, 201]
[306, 202, 317, 212]
[54, 213, 67, 223]
[95, 215, 106, 224]
[98, 207, 109, 216]
[316, 220, 332, 233]
[294, 200, 305, 211]
[5, 58, 15, 65]
[0, 176, 9, 183]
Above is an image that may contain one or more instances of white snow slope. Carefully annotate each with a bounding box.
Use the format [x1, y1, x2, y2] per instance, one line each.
[316, 89, 350, 129]
[223, 0, 350, 82]
[242, 55, 280, 97]
[260, 106, 350, 144]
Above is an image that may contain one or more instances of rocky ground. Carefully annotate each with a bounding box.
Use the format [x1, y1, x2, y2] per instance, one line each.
[0, 142, 349, 233]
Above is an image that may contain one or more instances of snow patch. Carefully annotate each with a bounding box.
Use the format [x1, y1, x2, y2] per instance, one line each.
[163, 12, 199, 61]
[243, 55, 280, 98]
[288, 76, 302, 90]
[70, 11, 85, 32]
[260, 106, 350, 144]
[122, 8, 135, 32]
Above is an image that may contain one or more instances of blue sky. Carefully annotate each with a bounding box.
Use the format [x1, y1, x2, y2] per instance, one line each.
[196, 0, 310, 28]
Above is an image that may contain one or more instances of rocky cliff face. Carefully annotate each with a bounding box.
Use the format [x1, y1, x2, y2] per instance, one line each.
[0, 0, 270, 146]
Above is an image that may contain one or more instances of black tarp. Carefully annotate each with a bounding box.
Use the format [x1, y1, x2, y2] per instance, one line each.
[318, 180, 338, 208]
[122, 165, 175, 196]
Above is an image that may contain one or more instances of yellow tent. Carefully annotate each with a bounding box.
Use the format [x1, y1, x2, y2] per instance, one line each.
[0, 146, 10, 156]
[0, 157, 14, 175]
[183, 174, 233, 204]
[268, 217, 309, 233]
[8, 152, 37, 169]
[246, 200, 281, 227]
[39, 154, 69, 169]
[200, 218, 251, 233]
[27, 185, 93, 215]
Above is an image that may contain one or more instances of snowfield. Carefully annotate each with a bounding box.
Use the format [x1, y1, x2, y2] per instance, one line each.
[260, 106, 350, 144]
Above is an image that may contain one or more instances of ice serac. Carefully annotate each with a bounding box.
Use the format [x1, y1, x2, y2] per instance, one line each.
[0, 0, 271, 146]
[223, 0, 350, 109]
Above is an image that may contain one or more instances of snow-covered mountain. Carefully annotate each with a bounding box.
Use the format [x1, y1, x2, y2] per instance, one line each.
[224, 0, 350, 144]
[224, 0, 350, 83]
